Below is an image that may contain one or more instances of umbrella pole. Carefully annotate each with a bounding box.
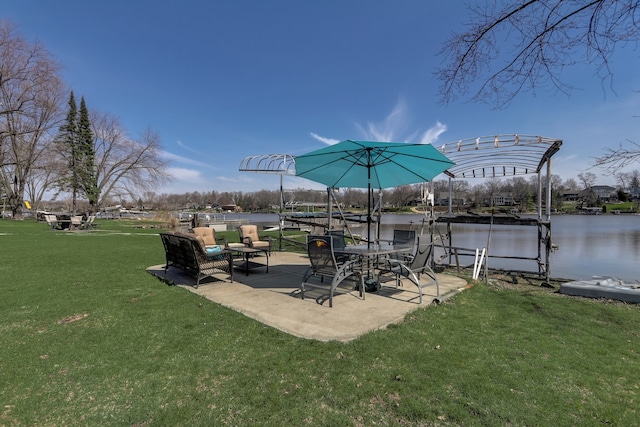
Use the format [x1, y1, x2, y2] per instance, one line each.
[365, 182, 375, 289]
[279, 175, 283, 251]
[327, 187, 332, 231]
[366, 152, 372, 250]
[377, 190, 382, 243]
[363, 161, 373, 288]
[367, 183, 371, 249]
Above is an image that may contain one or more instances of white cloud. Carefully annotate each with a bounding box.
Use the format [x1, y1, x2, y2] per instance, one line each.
[356, 99, 408, 141]
[354, 100, 448, 145]
[160, 102, 452, 196]
[155, 167, 211, 194]
[215, 174, 256, 184]
[310, 99, 448, 148]
[310, 132, 340, 145]
[286, 176, 327, 191]
[168, 167, 205, 182]
[160, 150, 212, 168]
[176, 139, 206, 156]
[420, 121, 447, 145]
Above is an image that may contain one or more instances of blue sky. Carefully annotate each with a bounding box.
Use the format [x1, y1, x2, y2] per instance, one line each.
[4, 1, 640, 194]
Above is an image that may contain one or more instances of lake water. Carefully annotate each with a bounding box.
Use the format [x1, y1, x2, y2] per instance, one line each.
[215, 212, 640, 282]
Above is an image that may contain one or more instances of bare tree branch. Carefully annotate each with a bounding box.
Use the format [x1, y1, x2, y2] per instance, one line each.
[90, 111, 171, 209]
[436, 0, 640, 108]
[0, 21, 66, 219]
[592, 139, 640, 172]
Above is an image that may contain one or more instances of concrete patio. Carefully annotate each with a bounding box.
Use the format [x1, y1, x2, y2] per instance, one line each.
[147, 251, 470, 342]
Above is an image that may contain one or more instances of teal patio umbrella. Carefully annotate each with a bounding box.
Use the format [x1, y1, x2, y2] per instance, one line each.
[294, 140, 455, 246]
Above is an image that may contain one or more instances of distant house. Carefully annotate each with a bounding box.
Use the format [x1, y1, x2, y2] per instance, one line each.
[561, 191, 579, 202]
[220, 204, 241, 212]
[590, 185, 617, 202]
[625, 187, 640, 200]
[493, 193, 516, 206]
[435, 193, 465, 207]
[436, 193, 449, 206]
[484, 193, 515, 206]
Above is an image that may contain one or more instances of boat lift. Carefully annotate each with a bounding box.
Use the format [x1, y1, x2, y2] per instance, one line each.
[434, 134, 562, 285]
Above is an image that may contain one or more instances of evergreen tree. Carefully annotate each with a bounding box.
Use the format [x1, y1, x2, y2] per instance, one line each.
[56, 91, 79, 213]
[77, 96, 98, 212]
[56, 92, 99, 214]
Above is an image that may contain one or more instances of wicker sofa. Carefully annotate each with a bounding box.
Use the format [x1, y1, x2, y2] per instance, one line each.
[159, 231, 233, 287]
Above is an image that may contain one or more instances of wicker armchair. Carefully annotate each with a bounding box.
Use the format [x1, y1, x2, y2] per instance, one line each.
[238, 225, 272, 254]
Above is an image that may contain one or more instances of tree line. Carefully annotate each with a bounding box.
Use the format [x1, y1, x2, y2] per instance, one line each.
[79, 169, 636, 214]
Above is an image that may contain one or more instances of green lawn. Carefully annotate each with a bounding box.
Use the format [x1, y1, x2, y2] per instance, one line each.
[603, 201, 637, 213]
[1, 219, 638, 426]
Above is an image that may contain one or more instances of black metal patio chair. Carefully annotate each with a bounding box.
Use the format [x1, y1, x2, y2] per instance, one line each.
[376, 236, 439, 304]
[300, 235, 364, 307]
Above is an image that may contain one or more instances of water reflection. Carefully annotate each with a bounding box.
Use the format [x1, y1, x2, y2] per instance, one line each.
[381, 214, 639, 282]
[549, 215, 640, 281]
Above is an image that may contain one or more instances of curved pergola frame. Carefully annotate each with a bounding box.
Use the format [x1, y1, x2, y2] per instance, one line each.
[238, 154, 296, 219]
[439, 134, 562, 179]
[437, 134, 562, 220]
[238, 153, 296, 176]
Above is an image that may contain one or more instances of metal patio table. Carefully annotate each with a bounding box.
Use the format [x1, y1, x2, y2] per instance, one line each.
[228, 246, 270, 276]
[334, 243, 414, 293]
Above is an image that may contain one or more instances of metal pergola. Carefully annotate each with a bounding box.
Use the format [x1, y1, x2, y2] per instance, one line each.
[435, 134, 563, 284]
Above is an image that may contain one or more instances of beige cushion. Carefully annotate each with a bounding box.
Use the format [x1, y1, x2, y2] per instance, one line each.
[193, 227, 216, 246]
[194, 235, 207, 251]
[239, 225, 259, 242]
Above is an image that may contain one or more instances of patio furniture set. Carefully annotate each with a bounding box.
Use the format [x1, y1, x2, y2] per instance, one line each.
[159, 224, 439, 306]
[45, 214, 96, 230]
[159, 224, 272, 287]
[291, 140, 449, 307]
[158, 140, 451, 305]
[301, 229, 440, 307]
